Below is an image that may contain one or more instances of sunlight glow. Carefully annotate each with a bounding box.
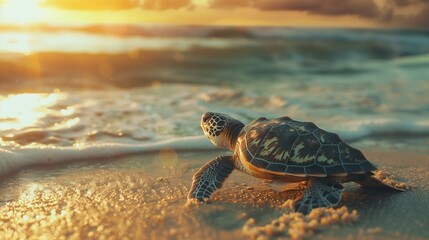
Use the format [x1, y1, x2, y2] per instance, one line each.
[0, 0, 46, 25]
[1, 32, 34, 55]
[0, 93, 64, 131]
[0, 0, 380, 27]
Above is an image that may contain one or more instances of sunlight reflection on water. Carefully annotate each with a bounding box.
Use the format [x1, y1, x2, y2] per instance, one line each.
[0, 31, 254, 54]
[0, 91, 65, 131]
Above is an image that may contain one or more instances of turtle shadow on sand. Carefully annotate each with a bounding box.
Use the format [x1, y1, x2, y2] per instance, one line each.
[345, 184, 407, 202]
[188, 182, 301, 230]
[190, 183, 415, 239]
[337, 184, 407, 215]
[188, 184, 360, 239]
[321, 185, 429, 239]
[195, 202, 280, 231]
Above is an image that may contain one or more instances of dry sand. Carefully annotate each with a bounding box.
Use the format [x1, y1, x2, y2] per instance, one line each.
[0, 150, 428, 239]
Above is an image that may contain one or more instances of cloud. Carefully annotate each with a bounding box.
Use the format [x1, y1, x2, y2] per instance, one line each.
[394, 5, 429, 27]
[255, 0, 379, 17]
[42, 0, 192, 11]
[40, 0, 429, 27]
[210, 0, 251, 8]
[209, 0, 429, 28]
[140, 0, 193, 10]
[209, 0, 380, 17]
[382, 0, 429, 27]
[389, 0, 429, 7]
[413, 7, 429, 26]
[42, 0, 139, 10]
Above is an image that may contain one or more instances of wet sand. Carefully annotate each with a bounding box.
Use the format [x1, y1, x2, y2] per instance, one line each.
[0, 150, 428, 239]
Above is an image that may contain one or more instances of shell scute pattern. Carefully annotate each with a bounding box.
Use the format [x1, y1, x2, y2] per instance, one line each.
[251, 158, 269, 169]
[245, 122, 272, 156]
[266, 163, 287, 172]
[288, 134, 320, 165]
[287, 121, 318, 135]
[316, 145, 341, 166]
[324, 165, 347, 175]
[269, 116, 291, 125]
[252, 123, 299, 163]
[241, 117, 375, 176]
[305, 164, 327, 176]
[338, 142, 366, 164]
[286, 166, 305, 175]
[343, 164, 364, 173]
[313, 129, 342, 145]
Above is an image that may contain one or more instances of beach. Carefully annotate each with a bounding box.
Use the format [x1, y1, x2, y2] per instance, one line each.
[0, 149, 427, 239]
[1, 25, 429, 239]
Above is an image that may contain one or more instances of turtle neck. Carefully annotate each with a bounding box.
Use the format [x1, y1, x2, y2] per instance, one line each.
[225, 121, 245, 150]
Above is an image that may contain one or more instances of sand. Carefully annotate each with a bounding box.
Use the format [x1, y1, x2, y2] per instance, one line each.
[0, 150, 428, 239]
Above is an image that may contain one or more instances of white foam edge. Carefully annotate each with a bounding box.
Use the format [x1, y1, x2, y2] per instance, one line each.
[0, 136, 215, 178]
[336, 119, 429, 141]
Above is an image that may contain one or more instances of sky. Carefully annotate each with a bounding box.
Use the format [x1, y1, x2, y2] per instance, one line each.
[0, 0, 428, 28]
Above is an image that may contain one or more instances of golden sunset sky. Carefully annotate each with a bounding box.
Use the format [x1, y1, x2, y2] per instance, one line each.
[0, 0, 428, 28]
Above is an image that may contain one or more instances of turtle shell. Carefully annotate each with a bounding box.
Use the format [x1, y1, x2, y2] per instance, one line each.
[236, 116, 376, 177]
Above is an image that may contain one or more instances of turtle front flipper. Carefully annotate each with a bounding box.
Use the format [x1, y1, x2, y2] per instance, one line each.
[294, 178, 344, 214]
[188, 156, 235, 202]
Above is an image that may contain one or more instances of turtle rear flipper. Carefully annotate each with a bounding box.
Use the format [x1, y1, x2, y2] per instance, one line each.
[294, 178, 344, 214]
[353, 173, 406, 192]
[188, 156, 235, 202]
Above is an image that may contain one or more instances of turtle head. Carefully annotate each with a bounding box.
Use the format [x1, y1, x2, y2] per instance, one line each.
[201, 112, 244, 150]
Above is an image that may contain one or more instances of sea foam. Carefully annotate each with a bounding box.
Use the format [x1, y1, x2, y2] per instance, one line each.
[334, 119, 429, 141]
[0, 136, 215, 178]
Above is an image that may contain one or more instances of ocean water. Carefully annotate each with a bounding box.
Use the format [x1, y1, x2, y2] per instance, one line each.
[0, 25, 429, 177]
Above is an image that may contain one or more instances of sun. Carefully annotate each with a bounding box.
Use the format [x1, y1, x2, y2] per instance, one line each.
[0, 0, 45, 25]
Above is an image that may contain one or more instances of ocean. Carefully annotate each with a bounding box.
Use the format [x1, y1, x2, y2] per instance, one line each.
[1, 26, 429, 174]
[1, 25, 429, 239]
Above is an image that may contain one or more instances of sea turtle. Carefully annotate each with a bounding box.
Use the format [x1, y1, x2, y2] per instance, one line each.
[188, 112, 404, 214]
